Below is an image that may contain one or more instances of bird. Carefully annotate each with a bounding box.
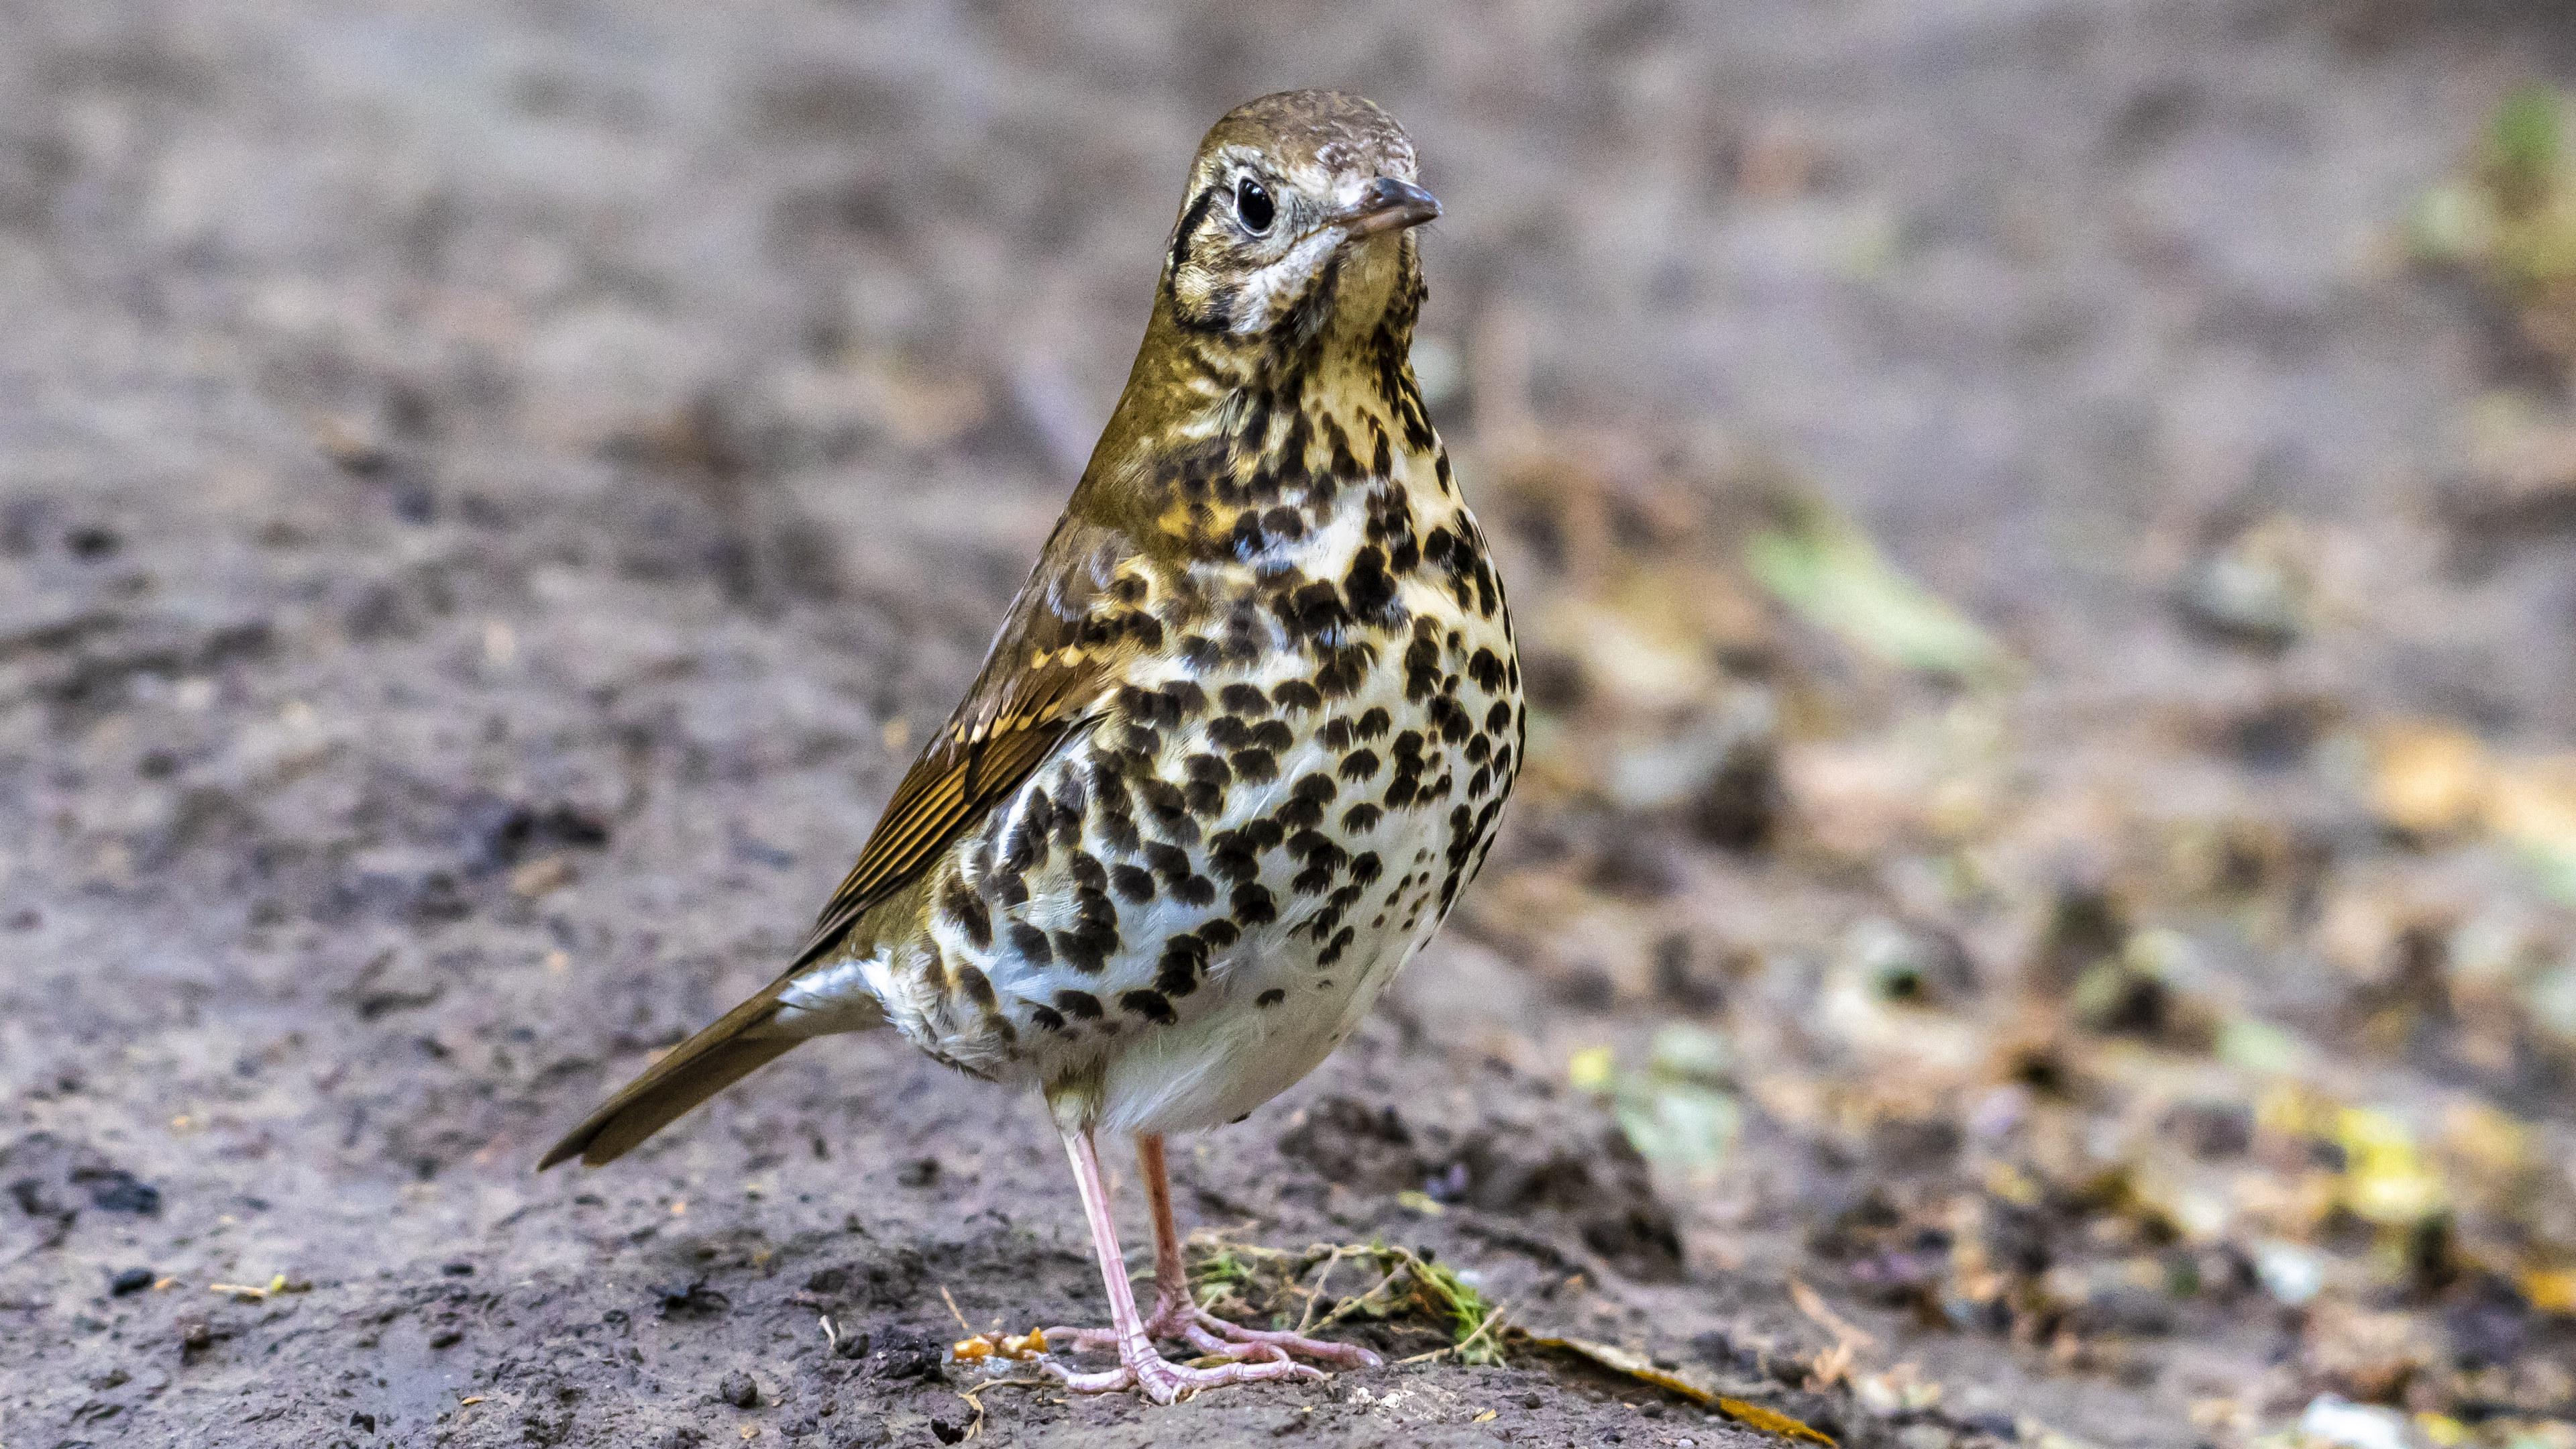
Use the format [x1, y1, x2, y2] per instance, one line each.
[539, 89, 1523, 1404]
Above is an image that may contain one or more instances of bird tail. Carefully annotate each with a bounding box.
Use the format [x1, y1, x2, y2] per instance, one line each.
[538, 987, 818, 1170]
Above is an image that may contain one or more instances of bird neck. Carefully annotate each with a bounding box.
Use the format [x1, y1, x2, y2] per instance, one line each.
[1077, 241, 1433, 551]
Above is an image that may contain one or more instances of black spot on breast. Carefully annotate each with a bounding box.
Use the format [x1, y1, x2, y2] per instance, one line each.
[1338, 749, 1380, 782]
[1403, 637, 1442, 703]
[1281, 580, 1348, 643]
[1230, 512, 1268, 558]
[1144, 842, 1193, 884]
[1111, 864, 1157, 904]
[1344, 546, 1399, 623]
[1089, 760, 1133, 813]
[941, 879, 992, 950]
[1208, 714, 1251, 750]
[1030, 1004, 1068, 1032]
[1209, 830, 1260, 883]
[1315, 643, 1374, 698]
[1055, 989, 1104, 1020]
[1350, 852, 1384, 885]
[1180, 635, 1222, 670]
[1430, 696, 1472, 745]
[1468, 647, 1505, 692]
[957, 963, 998, 1010]
[1175, 873, 1218, 908]
[1485, 700, 1513, 733]
[1120, 989, 1177, 1025]
[1317, 926, 1357, 967]
[1288, 830, 1348, 873]
[1383, 777, 1417, 810]
[1320, 717, 1354, 750]
[1232, 882, 1277, 925]
[1467, 767, 1491, 799]
[1230, 747, 1278, 784]
[1220, 683, 1269, 715]
[1343, 802, 1383, 833]
[1355, 707, 1393, 741]
[1157, 932, 1209, 992]
[1002, 804, 1049, 875]
[1465, 735, 1491, 765]
[1138, 777, 1190, 824]
[1053, 926, 1112, 974]
[1273, 680, 1322, 712]
[1260, 506, 1306, 540]
[1008, 922, 1052, 965]
[1052, 775, 1090, 839]
[1256, 988, 1286, 1008]
[1199, 918, 1242, 950]
[1098, 808, 1142, 855]
[1068, 851, 1107, 892]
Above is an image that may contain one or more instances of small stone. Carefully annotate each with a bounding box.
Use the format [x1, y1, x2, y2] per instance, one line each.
[718, 1369, 759, 1408]
[109, 1266, 156, 1295]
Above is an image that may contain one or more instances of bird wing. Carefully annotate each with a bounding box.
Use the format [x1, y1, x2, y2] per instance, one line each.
[786, 513, 1140, 969]
[537, 514, 1145, 1172]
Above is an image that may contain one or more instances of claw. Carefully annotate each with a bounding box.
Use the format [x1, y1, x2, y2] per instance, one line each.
[1044, 1344, 1326, 1403]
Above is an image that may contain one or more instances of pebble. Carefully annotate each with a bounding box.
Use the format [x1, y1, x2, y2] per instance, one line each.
[109, 1267, 156, 1295]
[718, 1369, 759, 1408]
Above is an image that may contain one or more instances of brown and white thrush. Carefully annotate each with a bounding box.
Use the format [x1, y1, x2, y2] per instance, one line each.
[542, 89, 1523, 1403]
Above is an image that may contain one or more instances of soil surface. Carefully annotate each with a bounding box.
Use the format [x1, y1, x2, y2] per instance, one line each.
[7, 3, 2576, 1448]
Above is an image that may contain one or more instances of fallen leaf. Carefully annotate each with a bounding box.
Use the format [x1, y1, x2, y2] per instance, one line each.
[1519, 1334, 1837, 1444]
[1746, 497, 2006, 683]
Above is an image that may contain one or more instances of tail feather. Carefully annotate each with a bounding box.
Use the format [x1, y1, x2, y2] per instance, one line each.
[539, 994, 802, 1170]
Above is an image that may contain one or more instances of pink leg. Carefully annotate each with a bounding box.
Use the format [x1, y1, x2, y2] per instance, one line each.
[1042, 1128, 1328, 1403]
[1047, 1133, 1379, 1376]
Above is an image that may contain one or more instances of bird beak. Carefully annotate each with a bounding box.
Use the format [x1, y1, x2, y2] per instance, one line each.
[1334, 176, 1442, 237]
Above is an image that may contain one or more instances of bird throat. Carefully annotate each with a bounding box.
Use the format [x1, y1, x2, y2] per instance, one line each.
[1091, 233, 1440, 578]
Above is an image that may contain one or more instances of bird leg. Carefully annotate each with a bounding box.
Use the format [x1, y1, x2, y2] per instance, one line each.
[1046, 1132, 1379, 1377]
[1040, 1128, 1328, 1402]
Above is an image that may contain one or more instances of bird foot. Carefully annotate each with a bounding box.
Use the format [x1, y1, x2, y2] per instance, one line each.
[1042, 1340, 1325, 1404]
[1046, 1298, 1380, 1370]
[1042, 1298, 1375, 1401]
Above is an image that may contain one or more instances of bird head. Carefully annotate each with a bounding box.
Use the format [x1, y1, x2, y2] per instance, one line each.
[1158, 90, 1438, 344]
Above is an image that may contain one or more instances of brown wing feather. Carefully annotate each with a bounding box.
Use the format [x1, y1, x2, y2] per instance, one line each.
[540, 513, 1145, 1173]
[784, 514, 1138, 970]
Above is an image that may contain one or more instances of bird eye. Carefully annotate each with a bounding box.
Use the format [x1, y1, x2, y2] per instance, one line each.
[1234, 177, 1275, 235]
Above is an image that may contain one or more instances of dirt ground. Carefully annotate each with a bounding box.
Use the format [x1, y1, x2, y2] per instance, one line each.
[8, 2, 2576, 1446]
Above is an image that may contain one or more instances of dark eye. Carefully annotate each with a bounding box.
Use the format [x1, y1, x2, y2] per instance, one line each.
[1234, 177, 1275, 235]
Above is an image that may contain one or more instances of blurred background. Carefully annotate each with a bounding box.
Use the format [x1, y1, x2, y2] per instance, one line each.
[5, 3, 2576, 1446]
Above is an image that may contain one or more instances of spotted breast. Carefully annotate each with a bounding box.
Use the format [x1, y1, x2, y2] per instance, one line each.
[794, 399, 1521, 1138]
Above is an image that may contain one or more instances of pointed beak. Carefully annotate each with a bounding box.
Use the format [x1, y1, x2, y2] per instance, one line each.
[1334, 176, 1441, 238]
